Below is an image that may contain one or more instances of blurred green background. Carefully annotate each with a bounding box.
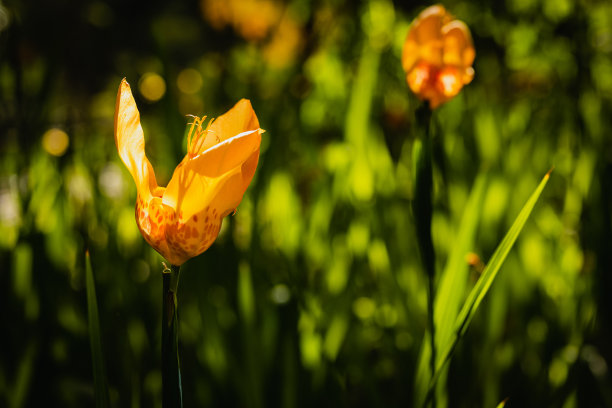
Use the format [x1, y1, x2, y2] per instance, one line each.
[1, 0, 611, 406]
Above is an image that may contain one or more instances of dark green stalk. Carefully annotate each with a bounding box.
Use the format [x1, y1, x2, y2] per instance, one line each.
[427, 266, 436, 408]
[413, 104, 436, 408]
[162, 264, 183, 408]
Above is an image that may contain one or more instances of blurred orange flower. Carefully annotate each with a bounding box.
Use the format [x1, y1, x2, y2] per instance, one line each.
[114, 79, 263, 265]
[201, 0, 281, 41]
[201, 0, 303, 68]
[402, 5, 475, 109]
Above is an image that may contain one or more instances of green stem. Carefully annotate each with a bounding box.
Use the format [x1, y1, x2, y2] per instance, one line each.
[427, 265, 436, 408]
[162, 264, 183, 408]
[413, 104, 436, 408]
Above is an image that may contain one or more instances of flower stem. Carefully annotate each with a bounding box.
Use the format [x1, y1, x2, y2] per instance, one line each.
[413, 104, 436, 408]
[162, 264, 183, 408]
[426, 267, 436, 408]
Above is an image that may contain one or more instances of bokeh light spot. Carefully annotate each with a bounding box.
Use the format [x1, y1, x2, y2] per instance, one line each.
[42, 128, 69, 156]
[178, 94, 204, 117]
[139, 73, 166, 102]
[353, 297, 376, 320]
[0, 3, 10, 32]
[0, 187, 20, 228]
[177, 68, 203, 94]
[270, 284, 290, 304]
[98, 162, 126, 199]
[395, 332, 413, 350]
[549, 358, 568, 386]
[86, 1, 114, 28]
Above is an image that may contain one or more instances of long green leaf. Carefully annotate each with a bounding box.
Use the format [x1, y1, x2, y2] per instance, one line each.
[413, 173, 487, 407]
[427, 170, 551, 400]
[496, 398, 509, 408]
[435, 174, 488, 352]
[86, 251, 110, 408]
[10, 342, 36, 408]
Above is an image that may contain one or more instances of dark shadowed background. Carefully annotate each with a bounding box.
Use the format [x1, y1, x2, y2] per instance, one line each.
[1, 0, 612, 406]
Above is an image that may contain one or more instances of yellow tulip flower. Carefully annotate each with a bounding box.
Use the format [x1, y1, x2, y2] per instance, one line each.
[402, 4, 475, 109]
[114, 79, 263, 265]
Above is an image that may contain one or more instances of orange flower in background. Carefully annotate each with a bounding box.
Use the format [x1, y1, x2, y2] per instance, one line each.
[402, 5, 475, 109]
[114, 79, 263, 265]
[201, 0, 303, 69]
[201, 0, 281, 41]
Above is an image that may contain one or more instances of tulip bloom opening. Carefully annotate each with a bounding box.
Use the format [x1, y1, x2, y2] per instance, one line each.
[402, 5, 475, 109]
[114, 78, 263, 265]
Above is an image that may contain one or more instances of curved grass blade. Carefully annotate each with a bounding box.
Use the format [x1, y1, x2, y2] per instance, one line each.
[426, 170, 551, 403]
[85, 251, 110, 408]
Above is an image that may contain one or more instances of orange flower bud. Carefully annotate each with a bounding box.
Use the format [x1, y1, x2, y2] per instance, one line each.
[402, 5, 475, 109]
[114, 79, 263, 265]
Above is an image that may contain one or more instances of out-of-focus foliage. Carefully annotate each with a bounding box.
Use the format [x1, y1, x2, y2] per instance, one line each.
[0, 0, 611, 407]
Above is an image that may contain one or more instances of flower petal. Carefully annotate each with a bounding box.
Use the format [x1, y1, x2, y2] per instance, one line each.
[136, 195, 174, 261]
[401, 35, 420, 74]
[436, 66, 463, 99]
[159, 129, 261, 264]
[162, 128, 262, 220]
[407, 61, 433, 95]
[402, 5, 450, 75]
[191, 99, 260, 156]
[414, 5, 447, 43]
[114, 78, 159, 202]
[442, 20, 475, 69]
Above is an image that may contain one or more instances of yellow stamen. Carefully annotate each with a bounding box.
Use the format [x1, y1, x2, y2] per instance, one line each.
[186, 115, 204, 157]
[186, 115, 217, 157]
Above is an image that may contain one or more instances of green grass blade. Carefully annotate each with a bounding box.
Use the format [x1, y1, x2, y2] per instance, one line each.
[10, 342, 36, 408]
[434, 173, 487, 405]
[435, 173, 487, 353]
[237, 262, 263, 408]
[86, 251, 110, 408]
[454, 171, 551, 337]
[496, 398, 509, 408]
[413, 173, 487, 407]
[428, 170, 551, 400]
